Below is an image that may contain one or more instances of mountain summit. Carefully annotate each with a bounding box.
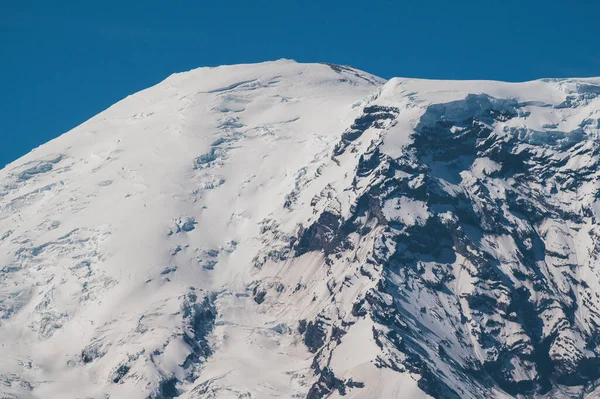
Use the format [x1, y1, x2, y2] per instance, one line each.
[1, 60, 600, 398]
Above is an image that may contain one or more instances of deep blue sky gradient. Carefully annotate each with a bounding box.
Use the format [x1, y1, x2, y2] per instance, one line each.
[2, 0, 599, 166]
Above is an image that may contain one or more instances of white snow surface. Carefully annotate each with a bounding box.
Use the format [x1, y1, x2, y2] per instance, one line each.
[1, 59, 600, 399]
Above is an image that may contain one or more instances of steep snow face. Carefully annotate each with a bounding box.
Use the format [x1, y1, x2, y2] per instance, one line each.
[1, 60, 600, 399]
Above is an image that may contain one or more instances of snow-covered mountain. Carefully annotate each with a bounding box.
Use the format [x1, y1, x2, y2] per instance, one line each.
[1, 60, 600, 399]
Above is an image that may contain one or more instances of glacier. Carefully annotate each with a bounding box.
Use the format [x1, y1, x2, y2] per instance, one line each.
[1, 59, 600, 398]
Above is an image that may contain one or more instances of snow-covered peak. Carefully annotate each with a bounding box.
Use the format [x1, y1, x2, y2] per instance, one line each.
[2, 61, 600, 399]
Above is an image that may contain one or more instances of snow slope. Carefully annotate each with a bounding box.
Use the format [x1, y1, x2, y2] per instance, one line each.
[1, 60, 600, 399]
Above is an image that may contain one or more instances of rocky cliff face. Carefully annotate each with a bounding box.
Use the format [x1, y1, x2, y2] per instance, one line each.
[1, 60, 600, 398]
[292, 88, 600, 398]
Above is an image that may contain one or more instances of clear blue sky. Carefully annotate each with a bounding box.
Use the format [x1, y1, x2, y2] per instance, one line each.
[2, 0, 599, 167]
